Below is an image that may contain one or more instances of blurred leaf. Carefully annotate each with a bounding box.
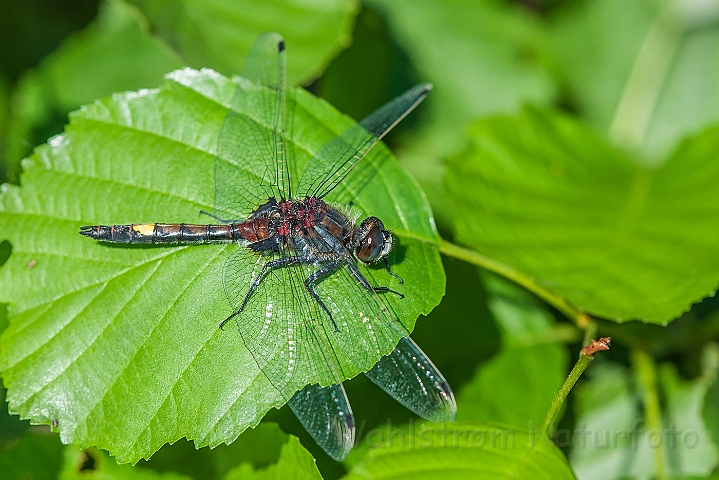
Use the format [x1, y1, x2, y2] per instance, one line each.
[446, 107, 719, 323]
[137, 423, 288, 480]
[344, 423, 575, 479]
[4, 0, 184, 183]
[60, 445, 193, 480]
[0, 0, 100, 84]
[367, 0, 556, 226]
[126, 0, 358, 85]
[457, 273, 570, 429]
[705, 345, 719, 449]
[369, 0, 554, 129]
[223, 436, 321, 480]
[569, 353, 719, 480]
[0, 68, 443, 463]
[567, 362, 642, 480]
[319, 8, 410, 124]
[0, 430, 64, 480]
[549, 0, 719, 160]
[659, 361, 719, 477]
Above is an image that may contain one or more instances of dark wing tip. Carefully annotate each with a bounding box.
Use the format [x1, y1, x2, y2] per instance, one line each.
[429, 381, 457, 422]
[278, 39, 286, 52]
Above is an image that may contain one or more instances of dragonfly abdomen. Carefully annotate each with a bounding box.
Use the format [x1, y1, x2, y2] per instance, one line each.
[79, 223, 240, 243]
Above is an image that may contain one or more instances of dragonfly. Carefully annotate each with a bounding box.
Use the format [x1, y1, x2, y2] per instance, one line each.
[79, 32, 455, 460]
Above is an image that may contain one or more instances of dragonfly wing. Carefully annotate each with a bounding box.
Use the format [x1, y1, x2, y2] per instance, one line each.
[214, 32, 289, 219]
[288, 382, 355, 461]
[296, 83, 431, 199]
[223, 245, 355, 460]
[327, 265, 409, 370]
[222, 246, 343, 396]
[364, 336, 456, 422]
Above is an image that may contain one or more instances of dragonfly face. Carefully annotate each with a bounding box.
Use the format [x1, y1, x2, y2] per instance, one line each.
[79, 32, 455, 461]
[352, 216, 393, 265]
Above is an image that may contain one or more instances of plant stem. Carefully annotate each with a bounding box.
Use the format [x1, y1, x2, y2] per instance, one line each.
[541, 321, 599, 435]
[542, 354, 592, 436]
[631, 348, 666, 480]
[438, 239, 585, 325]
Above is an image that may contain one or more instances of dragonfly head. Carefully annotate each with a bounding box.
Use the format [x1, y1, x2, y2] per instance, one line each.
[353, 217, 393, 264]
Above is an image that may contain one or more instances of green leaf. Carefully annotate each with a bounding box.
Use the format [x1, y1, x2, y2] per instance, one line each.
[0, 69, 444, 462]
[568, 356, 719, 480]
[457, 273, 570, 429]
[126, 0, 358, 84]
[445, 107, 719, 323]
[344, 423, 575, 479]
[137, 423, 289, 480]
[549, 0, 719, 159]
[224, 435, 321, 480]
[4, 0, 184, 183]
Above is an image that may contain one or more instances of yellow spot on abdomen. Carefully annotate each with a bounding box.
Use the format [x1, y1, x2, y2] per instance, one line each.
[133, 224, 155, 235]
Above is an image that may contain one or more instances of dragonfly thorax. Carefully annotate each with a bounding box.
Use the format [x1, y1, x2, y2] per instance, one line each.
[241, 197, 393, 266]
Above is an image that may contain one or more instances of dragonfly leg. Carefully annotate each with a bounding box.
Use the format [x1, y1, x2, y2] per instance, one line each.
[219, 255, 302, 329]
[304, 258, 345, 331]
[383, 258, 403, 284]
[347, 261, 404, 299]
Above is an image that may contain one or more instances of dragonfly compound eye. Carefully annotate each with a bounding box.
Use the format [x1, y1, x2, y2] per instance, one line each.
[354, 217, 393, 264]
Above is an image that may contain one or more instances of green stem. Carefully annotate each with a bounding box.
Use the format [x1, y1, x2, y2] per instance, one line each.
[631, 348, 665, 480]
[582, 321, 598, 347]
[541, 320, 599, 435]
[542, 350, 594, 436]
[438, 239, 585, 325]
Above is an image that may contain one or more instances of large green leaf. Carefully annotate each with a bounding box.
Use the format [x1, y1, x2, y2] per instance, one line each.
[549, 0, 719, 160]
[223, 435, 321, 480]
[344, 423, 575, 479]
[60, 445, 193, 480]
[457, 273, 570, 429]
[445, 107, 719, 323]
[4, 0, 184, 183]
[137, 423, 290, 480]
[126, 0, 358, 84]
[0, 68, 444, 462]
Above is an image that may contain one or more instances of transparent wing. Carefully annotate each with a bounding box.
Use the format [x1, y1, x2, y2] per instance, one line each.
[222, 246, 341, 397]
[364, 336, 456, 422]
[214, 32, 289, 219]
[296, 83, 431, 200]
[221, 232, 408, 397]
[319, 262, 409, 373]
[288, 383, 355, 461]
